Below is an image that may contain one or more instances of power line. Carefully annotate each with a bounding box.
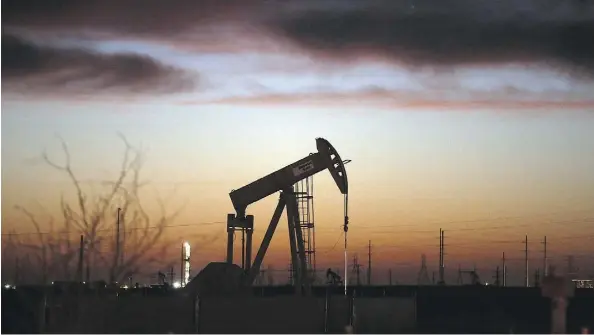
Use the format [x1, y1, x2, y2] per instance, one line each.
[0, 221, 225, 237]
[295, 209, 594, 232]
[320, 231, 344, 254]
[5, 219, 594, 265]
[345, 232, 594, 250]
[354, 217, 594, 234]
[353, 209, 594, 227]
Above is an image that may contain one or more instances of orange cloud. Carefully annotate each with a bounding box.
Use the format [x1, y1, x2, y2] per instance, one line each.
[180, 88, 594, 110]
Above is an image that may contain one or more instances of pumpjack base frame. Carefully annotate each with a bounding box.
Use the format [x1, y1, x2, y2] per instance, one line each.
[226, 188, 312, 296]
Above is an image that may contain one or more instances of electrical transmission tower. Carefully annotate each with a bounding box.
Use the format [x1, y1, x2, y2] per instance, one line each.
[294, 176, 316, 282]
[417, 254, 430, 285]
[493, 266, 501, 286]
[351, 254, 363, 285]
[567, 255, 578, 279]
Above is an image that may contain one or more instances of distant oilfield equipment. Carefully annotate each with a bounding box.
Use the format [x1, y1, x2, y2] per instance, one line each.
[181, 241, 191, 287]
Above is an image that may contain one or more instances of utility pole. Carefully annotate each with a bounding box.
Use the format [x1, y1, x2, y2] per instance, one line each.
[439, 228, 442, 283]
[112, 207, 122, 283]
[502, 252, 507, 287]
[77, 235, 84, 283]
[439, 229, 445, 285]
[367, 240, 372, 285]
[522, 235, 529, 287]
[120, 209, 125, 268]
[542, 236, 548, 277]
[534, 269, 540, 287]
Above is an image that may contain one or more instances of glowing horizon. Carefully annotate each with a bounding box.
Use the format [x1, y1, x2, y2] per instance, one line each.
[2, 0, 594, 285]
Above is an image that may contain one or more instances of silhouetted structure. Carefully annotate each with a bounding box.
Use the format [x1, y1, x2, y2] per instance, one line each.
[523, 235, 529, 287]
[295, 175, 316, 282]
[438, 229, 445, 285]
[417, 254, 430, 285]
[493, 266, 501, 286]
[224, 138, 349, 296]
[367, 240, 372, 285]
[352, 254, 362, 285]
[458, 266, 482, 285]
[326, 268, 342, 286]
[181, 241, 191, 287]
[542, 236, 548, 277]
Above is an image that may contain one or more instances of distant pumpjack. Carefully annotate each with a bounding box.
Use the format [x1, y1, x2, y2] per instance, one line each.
[326, 268, 343, 286]
[157, 271, 166, 285]
[458, 268, 482, 285]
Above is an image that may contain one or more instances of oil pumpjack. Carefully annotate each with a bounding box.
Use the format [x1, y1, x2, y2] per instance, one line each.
[187, 138, 349, 297]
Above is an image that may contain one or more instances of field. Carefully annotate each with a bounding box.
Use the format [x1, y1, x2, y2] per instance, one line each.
[2, 285, 593, 333]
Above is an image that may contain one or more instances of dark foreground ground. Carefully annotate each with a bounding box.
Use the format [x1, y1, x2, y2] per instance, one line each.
[2, 285, 593, 333]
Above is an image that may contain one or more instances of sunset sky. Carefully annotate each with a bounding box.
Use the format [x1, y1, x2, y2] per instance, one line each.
[2, 0, 594, 285]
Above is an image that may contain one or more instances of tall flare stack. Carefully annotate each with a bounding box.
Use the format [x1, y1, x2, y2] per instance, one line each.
[181, 241, 191, 287]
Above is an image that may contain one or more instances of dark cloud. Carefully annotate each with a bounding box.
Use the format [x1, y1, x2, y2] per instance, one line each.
[268, 2, 594, 77]
[2, 0, 259, 37]
[3, 0, 594, 78]
[1, 34, 195, 95]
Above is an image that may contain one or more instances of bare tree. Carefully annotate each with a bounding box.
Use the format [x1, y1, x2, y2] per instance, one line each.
[14, 133, 183, 284]
[1, 226, 48, 284]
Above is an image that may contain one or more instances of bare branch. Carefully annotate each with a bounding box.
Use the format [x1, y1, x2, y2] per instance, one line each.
[42, 137, 90, 231]
[15, 133, 184, 284]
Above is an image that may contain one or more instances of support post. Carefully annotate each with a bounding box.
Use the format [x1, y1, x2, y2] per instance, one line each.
[245, 195, 286, 285]
[246, 228, 253, 271]
[241, 229, 245, 270]
[285, 188, 309, 295]
[289, 197, 309, 291]
[226, 214, 235, 264]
